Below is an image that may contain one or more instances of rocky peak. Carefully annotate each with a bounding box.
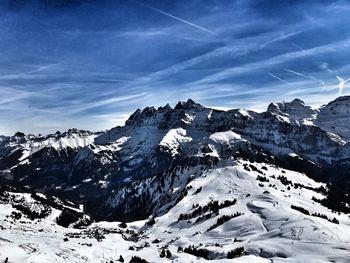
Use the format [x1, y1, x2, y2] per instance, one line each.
[291, 98, 305, 106]
[141, 106, 157, 117]
[331, 95, 350, 103]
[125, 108, 142, 126]
[63, 129, 95, 138]
[157, 103, 172, 111]
[266, 102, 279, 113]
[316, 96, 350, 141]
[174, 99, 203, 110]
[125, 100, 203, 127]
[267, 98, 316, 120]
[14, 131, 25, 138]
[124, 106, 158, 126]
[319, 96, 350, 115]
[64, 128, 84, 137]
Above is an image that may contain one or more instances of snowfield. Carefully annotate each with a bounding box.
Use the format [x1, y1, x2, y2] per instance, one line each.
[1, 160, 349, 262]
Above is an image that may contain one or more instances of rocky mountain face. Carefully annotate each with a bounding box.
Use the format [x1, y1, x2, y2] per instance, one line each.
[267, 98, 317, 120]
[0, 97, 350, 221]
[316, 96, 350, 141]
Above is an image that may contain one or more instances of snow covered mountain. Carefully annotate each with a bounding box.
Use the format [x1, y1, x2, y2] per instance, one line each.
[1, 159, 349, 262]
[0, 97, 349, 262]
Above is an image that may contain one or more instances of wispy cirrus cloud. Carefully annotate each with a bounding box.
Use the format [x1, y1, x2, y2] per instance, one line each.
[66, 92, 150, 114]
[189, 37, 350, 86]
[0, 0, 350, 135]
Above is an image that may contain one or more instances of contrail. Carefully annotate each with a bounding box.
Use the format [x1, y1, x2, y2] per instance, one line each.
[284, 68, 325, 85]
[336, 76, 350, 95]
[284, 68, 309, 79]
[308, 75, 325, 86]
[291, 43, 305, 52]
[268, 73, 292, 86]
[261, 31, 302, 47]
[132, 1, 215, 34]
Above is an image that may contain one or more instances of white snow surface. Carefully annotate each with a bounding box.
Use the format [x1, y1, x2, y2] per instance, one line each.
[209, 131, 245, 144]
[1, 160, 349, 262]
[17, 133, 97, 162]
[159, 128, 192, 156]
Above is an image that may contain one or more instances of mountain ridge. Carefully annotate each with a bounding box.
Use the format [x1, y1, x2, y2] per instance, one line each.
[1, 96, 350, 262]
[1, 96, 350, 221]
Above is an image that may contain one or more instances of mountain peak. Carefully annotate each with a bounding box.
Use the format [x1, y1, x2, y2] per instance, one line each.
[319, 95, 350, 114]
[125, 108, 142, 125]
[174, 99, 202, 110]
[14, 131, 25, 137]
[291, 98, 305, 106]
[267, 98, 315, 120]
[326, 95, 350, 105]
[157, 103, 172, 111]
[316, 95, 350, 140]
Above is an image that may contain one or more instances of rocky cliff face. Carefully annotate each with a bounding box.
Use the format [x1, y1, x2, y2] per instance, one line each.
[1, 97, 350, 220]
[267, 98, 317, 120]
[316, 96, 350, 141]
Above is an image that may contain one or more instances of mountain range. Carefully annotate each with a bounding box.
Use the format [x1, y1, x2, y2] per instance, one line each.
[0, 96, 349, 262]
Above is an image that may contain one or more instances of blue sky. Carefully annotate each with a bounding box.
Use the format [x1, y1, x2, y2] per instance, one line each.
[1, 0, 350, 135]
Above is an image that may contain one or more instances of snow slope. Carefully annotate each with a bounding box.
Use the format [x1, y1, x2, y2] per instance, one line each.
[1, 160, 349, 262]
